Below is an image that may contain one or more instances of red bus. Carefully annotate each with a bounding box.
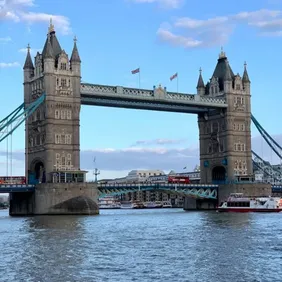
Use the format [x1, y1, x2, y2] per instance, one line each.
[0, 176, 26, 185]
[168, 176, 190, 184]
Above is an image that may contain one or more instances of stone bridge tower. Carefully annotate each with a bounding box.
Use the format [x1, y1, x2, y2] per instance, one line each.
[197, 49, 252, 184]
[23, 21, 81, 183]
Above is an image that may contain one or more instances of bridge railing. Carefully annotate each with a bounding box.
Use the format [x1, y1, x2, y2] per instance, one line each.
[81, 83, 227, 107]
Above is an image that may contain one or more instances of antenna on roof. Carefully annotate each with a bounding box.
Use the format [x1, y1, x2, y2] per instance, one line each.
[93, 156, 100, 183]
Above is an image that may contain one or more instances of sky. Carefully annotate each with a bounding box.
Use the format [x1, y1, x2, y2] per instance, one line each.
[0, 0, 282, 180]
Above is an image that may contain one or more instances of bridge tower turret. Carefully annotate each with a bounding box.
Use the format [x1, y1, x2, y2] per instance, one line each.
[198, 49, 252, 184]
[196, 68, 205, 96]
[24, 20, 81, 183]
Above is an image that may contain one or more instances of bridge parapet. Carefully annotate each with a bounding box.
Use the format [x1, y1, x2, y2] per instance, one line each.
[97, 183, 218, 199]
[0, 184, 35, 193]
[81, 83, 227, 108]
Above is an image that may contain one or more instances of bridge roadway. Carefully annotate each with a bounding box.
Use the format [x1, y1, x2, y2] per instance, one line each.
[0, 183, 218, 199]
[80, 83, 227, 114]
[1, 184, 282, 199]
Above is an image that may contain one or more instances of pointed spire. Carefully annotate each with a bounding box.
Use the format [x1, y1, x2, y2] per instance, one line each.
[242, 61, 250, 83]
[44, 34, 54, 59]
[48, 17, 55, 34]
[70, 36, 81, 63]
[219, 46, 226, 59]
[224, 60, 232, 81]
[23, 43, 34, 69]
[197, 67, 205, 89]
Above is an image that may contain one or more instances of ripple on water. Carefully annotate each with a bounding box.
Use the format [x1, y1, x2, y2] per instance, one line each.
[1, 209, 282, 282]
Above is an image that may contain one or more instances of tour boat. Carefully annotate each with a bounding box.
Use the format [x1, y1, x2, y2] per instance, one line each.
[218, 193, 282, 212]
[143, 201, 163, 208]
[132, 201, 145, 209]
[99, 203, 121, 209]
[162, 201, 172, 208]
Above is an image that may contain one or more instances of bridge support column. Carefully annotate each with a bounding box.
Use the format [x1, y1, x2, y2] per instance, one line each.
[183, 197, 217, 211]
[33, 183, 99, 215]
[9, 192, 34, 216]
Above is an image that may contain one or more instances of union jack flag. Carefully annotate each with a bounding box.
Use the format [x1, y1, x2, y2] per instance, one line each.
[131, 68, 140, 74]
[170, 72, 178, 81]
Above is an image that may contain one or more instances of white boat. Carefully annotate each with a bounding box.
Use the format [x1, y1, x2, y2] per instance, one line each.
[162, 201, 172, 208]
[99, 203, 121, 209]
[120, 203, 133, 209]
[218, 193, 282, 212]
[144, 201, 163, 208]
[99, 196, 121, 209]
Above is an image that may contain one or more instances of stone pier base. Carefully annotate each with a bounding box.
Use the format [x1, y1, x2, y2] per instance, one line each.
[9, 192, 34, 216]
[183, 183, 272, 211]
[34, 182, 99, 215]
[9, 182, 99, 216]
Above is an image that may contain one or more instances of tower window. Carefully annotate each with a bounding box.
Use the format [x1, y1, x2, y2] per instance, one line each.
[61, 110, 66, 119]
[67, 110, 72, 119]
[61, 78, 67, 87]
[55, 110, 60, 119]
[60, 63, 67, 70]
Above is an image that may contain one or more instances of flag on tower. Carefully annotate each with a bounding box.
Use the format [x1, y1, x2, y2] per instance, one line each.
[131, 68, 140, 74]
[170, 72, 178, 81]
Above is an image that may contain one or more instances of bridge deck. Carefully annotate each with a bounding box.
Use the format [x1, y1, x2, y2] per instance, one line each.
[80, 84, 227, 113]
[0, 184, 35, 193]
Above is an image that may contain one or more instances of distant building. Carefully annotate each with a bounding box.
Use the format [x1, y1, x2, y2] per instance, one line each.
[253, 157, 282, 184]
[125, 169, 165, 183]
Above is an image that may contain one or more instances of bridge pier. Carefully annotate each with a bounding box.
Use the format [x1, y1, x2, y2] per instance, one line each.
[9, 183, 99, 216]
[33, 183, 99, 215]
[9, 192, 34, 216]
[183, 183, 272, 211]
[183, 197, 217, 210]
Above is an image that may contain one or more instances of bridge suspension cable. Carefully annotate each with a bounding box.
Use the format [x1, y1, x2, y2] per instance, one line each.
[0, 94, 45, 143]
[251, 114, 282, 160]
[252, 150, 282, 183]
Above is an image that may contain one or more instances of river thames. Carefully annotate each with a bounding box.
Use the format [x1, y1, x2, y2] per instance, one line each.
[0, 208, 282, 282]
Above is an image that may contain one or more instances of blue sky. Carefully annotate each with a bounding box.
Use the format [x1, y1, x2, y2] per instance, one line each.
[0, 0, 282, 180]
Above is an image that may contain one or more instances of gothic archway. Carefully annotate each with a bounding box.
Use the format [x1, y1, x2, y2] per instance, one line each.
[212, 166, 226, 183]
[34, 161, 44, 180]
[29, 159, 45, 183]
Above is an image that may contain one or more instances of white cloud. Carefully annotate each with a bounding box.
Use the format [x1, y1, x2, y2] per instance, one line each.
[0, 36, 12, 43]
[0, 62, 20, 68]
[0, 0, 71, 34]
[129, 0, 184, 9]
[157, 28, 202, 48]
[1, 134, 281, 180]
[158, 9, 282, 48]
[132, 138, 187, 146]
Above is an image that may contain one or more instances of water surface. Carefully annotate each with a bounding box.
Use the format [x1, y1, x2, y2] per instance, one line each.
[0, 208, 282, 282]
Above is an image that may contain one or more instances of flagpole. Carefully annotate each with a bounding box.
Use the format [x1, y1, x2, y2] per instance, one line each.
[177, 72, 178, 93]
[138, 67, 141, 89]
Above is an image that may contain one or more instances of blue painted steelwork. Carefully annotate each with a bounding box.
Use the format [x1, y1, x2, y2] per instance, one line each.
[0, 184, 35, 193]
[272, 185, 282, 193]
[0, 94, 45, 142]
[98, 183, 218, 199]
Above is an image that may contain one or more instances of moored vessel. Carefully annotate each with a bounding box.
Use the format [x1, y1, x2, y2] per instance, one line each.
[132, 201, 145, 209]
[162, 201, 172, 208]
[218, 193, 282, 212]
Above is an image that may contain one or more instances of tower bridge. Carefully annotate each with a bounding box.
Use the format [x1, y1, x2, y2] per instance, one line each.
[1, 21, 280, 215]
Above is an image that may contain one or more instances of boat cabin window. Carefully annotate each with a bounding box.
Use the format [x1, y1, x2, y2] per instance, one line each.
[227, 201, 250, 207]
[230, 193, 244, 198]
